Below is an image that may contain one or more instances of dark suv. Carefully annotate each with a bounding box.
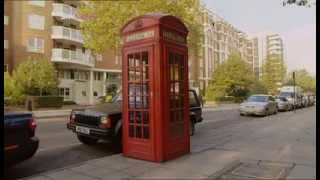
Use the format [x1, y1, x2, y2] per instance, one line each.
[67, 89, 203, 149]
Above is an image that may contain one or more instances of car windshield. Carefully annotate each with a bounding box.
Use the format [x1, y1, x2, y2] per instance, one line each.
[247, 96, 268, 102]
[279, 92, 294, 98]
[276, 97, 287, 101]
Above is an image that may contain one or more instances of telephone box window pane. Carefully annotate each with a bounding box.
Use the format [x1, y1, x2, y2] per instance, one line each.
[143, 126, 149, 138]
[129, 83, 134, 96]
[142, 52, 148, 65]
[129, 96, 135, 109]
[136, 126, 142, 138]
[133, 69, 139, 82]
[143, 111, 149, 124]
[136, 111, 141, 124]
[129, 125, 134, 137]
[143, 66, 148, 80]
[134, 53, 141, 67]
[129, 111, 134, 123]
[128, 54, 134, 67]
[143, 96, 149, 108]
[127, 51, 149, 139]
[142, 83, 149, 96]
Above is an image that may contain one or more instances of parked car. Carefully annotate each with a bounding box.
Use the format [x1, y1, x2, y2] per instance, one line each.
[302, 95, 310, 108]
[4, 107, 39, 166]
[276, 96, 292, 111]
[309, 95, 315, 106]
[67, 89, 203, 151]
[239, 95, 278, 116]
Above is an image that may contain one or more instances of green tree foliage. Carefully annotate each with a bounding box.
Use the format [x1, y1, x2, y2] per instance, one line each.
[78, 0, 203, 55]
[282, 0, 316, 7]
[284, 69, 316, 93]
[13, 58, 59, 96]
[261, 55, 286, 94]
[205, 53, 255, 102]
[4, 72, 25, 105]
[249, 80, 268, 95]
[4, 72, 14, 97]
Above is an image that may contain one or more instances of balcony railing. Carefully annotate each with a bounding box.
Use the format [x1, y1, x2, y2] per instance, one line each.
[52, 3, 82, 22]
[52, 26, 83, 44]
[51, 48, 94, 67]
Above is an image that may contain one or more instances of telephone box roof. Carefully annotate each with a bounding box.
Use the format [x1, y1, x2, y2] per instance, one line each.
[121, 13, 188, 35]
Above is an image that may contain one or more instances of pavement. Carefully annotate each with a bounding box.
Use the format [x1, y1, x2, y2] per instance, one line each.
[20, 149, 241, 180]
[20, 106, 316, 180]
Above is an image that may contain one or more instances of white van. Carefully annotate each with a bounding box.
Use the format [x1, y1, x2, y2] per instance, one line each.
[278, 86, 303, 108]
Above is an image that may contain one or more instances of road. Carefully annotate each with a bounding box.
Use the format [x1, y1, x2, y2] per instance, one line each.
[5, 105, 316, 179]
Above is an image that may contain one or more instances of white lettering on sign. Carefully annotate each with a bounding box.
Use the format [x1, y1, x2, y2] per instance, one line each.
[125, 30, 154, 42]
[163, 31, 186, 44]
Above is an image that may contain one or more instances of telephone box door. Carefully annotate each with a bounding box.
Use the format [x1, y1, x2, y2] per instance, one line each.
[123, 46, 155, 160]
[165, 46, 190, 159]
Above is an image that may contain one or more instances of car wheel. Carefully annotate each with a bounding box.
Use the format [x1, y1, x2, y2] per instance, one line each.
[189, 121, 195, 136]
[77, 135, 98, 145]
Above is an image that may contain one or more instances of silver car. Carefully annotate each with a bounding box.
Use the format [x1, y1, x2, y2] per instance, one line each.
[240, 95, 278, 116]
[276, 96, 292, 111]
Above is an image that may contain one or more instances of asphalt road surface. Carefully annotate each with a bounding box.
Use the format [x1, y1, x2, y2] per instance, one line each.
[5, 105, 316, 179]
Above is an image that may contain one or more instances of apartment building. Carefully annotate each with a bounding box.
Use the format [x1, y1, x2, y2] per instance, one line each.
[252, 33, 285, 82]
[252, 37, 260, 79]
[199, 6, 255, 93]
[4, 0, 121, 105]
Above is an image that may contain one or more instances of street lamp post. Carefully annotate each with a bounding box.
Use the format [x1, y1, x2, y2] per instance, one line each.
[293, 71, 296, 113]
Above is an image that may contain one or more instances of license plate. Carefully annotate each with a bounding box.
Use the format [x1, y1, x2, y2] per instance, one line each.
[76, 126, 90, 135]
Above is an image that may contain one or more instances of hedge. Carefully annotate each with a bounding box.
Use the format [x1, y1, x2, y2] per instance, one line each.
[25, 96, 63, 109]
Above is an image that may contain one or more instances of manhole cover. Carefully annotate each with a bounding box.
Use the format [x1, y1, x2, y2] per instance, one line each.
[211, 160, 295, 180]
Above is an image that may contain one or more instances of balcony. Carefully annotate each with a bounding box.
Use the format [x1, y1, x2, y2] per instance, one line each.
[52, 26, 83, 44]
[52, 3, 82, 23]
[51, 48, 94, 67]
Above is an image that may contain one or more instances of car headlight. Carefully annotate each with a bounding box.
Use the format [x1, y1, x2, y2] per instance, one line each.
[99, 116, 111, 128]
[100, 116, 109, 124]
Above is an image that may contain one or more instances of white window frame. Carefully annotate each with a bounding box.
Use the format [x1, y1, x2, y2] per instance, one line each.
[96, 54, 103, 62]
[28, 14, 45, 30]
[4, 16, 8, 25]
[27, 37, 44, 53]
[28, 0, 45, 7]
[4, 40, 8, 49]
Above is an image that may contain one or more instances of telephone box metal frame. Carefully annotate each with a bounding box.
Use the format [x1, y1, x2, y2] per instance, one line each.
[121, 14, 189, 162]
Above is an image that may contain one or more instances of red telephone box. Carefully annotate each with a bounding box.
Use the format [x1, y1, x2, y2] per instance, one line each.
[121, 13, 190, 162]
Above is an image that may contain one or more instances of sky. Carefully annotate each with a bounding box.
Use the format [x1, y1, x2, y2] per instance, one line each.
[202, 0, 316, 76]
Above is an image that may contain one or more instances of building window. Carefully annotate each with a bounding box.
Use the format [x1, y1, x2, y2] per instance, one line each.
[4, 40, 8, 49]
[28, 14, 45, 30]
[82, 91, 86, 96]
[27, 37, 44, 53]
[28, 0, 45, 7]
[94, 72, 102, 81]
[93, 91, 98, 97]
[70, 70, 75, 79]
[59, 88, 70, 100]
[4, 16, 8, 25]
[96, 54, 102, 62]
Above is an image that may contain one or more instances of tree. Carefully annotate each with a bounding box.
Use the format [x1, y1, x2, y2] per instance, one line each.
[249, 80, 268, 95]
[282, 0, 316, 7]
[284, 69, 316, 93]
[4, 72, 14, 98]
[261, 55, 286, 94]
[205, 53, 255, 102]
[78, 0, 203, 55]
[13, 58, 59, 96]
